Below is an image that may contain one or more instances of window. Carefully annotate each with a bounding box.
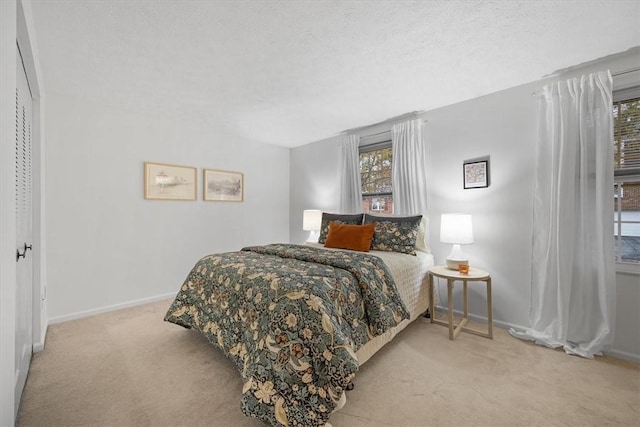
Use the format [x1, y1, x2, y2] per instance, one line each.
[359, 141, 393, 214]
[613, 93, 640, 265]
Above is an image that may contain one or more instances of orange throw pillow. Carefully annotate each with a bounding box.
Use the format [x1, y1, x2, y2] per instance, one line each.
[324, 222, 376, 252]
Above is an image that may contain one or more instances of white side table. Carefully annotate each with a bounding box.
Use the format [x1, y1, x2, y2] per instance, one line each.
[428, 265, 493, 340]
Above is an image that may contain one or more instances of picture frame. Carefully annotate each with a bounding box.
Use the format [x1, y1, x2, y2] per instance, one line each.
[144, 162, 197, 200]
[204, 169, 244, 202]
[463, 159, 490, 189]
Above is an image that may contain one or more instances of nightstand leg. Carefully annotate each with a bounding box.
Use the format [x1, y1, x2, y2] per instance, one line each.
[463, 282, 468, 321]
[448, 279, 454, 340]
[429, 273, 435, 323]
[487, 277, 493, 339]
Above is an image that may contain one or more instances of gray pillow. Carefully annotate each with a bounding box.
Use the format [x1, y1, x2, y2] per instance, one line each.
[317, 213, 364, 244]
[363, 214, 422, 255]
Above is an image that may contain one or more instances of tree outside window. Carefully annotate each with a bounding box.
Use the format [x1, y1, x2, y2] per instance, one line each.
[360, 144, 393, 214]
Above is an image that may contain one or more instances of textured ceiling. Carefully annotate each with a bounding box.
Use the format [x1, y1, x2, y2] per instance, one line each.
[30, 0, 640, 148]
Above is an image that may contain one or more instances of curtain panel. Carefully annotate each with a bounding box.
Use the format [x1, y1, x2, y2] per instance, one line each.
[391, 119, 428, 216]
[337, 134, 362, 213]
[510, 71, 615, 358]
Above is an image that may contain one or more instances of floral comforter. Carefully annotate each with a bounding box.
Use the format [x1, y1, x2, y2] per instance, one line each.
[164, 244, 409, 426]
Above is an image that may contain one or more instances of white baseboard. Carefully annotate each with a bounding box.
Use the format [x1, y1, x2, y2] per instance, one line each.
[605, 348, 640, 364]
[433, 305, 526, 331]
[434, 305, 640, 364]
[45, 298, 640, 364]
[32, 323, 47, 353]
[48, 292, 177, 325]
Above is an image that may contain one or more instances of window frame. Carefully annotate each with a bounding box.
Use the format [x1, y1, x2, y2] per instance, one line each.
[359, 139, 393, 214]
[613, 86, 640, 275]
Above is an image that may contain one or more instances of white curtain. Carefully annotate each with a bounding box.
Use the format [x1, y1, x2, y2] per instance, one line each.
[510, 71, 615, 359]
[337, 134, 362, 213]
[391, 119, 428, 215]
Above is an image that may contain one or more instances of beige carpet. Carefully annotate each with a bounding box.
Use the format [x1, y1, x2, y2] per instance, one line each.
[18, 299, 639, 427]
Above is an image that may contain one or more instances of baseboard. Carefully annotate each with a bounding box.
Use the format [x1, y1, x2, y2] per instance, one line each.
[45, 298, 640, 363]
[434, 305, 526, 331]
[32, 322, 47, 353]
[435, 305, 640, 364]
[605, 348, 640, 364]
[48, 292, 177, 325]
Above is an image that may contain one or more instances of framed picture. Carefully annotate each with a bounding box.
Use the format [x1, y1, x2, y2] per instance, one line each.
[204, 169, 244, 202]
[463, 160, 489, 189]
[144, 162, 197, 200]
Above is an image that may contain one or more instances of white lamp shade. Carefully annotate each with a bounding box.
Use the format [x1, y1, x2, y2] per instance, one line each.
[440, 213, 474, 244]
[302, 209, 322, 231]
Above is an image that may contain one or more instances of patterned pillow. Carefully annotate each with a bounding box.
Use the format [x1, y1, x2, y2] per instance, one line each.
[363, 214, 423, 255]
[317, 213, 364, 244]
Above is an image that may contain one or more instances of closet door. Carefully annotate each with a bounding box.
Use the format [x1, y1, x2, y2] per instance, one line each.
[15, 46, 33, 413]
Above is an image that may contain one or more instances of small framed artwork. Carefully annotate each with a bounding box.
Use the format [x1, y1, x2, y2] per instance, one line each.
[204, 169, 244, 202]
[463, 159, 490, 189]
[144, 162, 197, 200]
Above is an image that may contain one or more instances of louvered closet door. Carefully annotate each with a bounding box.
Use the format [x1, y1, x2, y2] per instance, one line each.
[15, 46, 33, 412]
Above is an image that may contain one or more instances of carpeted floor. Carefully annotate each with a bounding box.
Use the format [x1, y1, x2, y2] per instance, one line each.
[17, 299, 640, 426]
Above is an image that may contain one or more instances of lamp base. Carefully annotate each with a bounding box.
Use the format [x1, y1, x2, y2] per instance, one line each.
[446, 259, 469, 270]
[306, 230, 319, 243]
[445, 244, 469, 270]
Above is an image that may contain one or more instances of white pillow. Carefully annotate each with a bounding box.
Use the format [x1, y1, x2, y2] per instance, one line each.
[416, 215, 430, 253]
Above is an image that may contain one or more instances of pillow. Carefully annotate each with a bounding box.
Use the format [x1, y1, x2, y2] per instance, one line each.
[416, 216, 430, 253]
[324, 222, 376, 252]
[317, 213, 364, 244]
[363, 214, 423, 255]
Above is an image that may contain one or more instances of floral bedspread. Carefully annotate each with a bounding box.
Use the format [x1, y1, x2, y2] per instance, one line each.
[164, 243, 409, 426]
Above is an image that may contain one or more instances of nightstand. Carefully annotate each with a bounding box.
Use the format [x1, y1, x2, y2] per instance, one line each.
[428, 265, 493, 340]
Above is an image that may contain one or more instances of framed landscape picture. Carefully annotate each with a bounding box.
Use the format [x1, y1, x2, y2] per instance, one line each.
[463, 159, 489, 189]
[144, 162, 197, 200]
[204, 169, 244, 202]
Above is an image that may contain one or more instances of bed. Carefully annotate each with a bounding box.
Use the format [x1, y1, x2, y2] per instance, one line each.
[164, 214, 434, 427]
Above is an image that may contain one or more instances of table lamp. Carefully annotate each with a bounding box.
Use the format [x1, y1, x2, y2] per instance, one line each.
[303, 209, 322, 243]
[440, 213, 474, 270]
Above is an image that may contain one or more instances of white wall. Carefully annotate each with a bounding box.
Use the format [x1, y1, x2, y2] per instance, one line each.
[290, 136, 340, 244]
[45, 94, 290, 321]
[425, 82, 537, 329]
[614, 273, 640, 360]
[290, 49, 640, 362]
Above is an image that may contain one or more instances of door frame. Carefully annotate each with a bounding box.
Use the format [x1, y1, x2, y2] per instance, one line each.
[17, 0, 47, 355]
[0, 0, 46, 424]
[0, 2, 18, 424]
